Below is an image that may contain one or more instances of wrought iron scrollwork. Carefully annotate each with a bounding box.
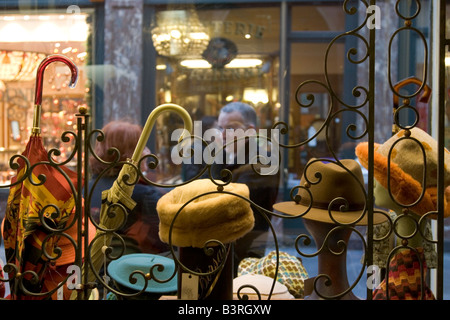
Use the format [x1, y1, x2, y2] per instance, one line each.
[0, 0, 445, 301]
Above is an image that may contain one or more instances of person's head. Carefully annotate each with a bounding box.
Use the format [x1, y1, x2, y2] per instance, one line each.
[90, 120, 145, 176]
[217, 102, 257, 146]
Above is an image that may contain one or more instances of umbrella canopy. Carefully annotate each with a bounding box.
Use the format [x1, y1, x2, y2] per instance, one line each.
[1, 54, 82, 299]
[83, 103, 193, 296]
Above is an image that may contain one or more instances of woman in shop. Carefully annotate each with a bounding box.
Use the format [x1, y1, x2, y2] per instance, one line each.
[87, 120, 169, 256]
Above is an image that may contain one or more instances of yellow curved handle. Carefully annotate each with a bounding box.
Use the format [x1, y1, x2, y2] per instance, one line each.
[131, 103, 193, 163]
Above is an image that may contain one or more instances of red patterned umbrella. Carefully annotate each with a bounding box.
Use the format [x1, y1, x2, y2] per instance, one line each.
[1, 55, 81, 299]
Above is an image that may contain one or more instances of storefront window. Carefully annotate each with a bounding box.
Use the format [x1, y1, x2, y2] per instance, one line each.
[287, 42, 346, 181]
[0, 0, 447, 302]
[0, 2, 436, 198]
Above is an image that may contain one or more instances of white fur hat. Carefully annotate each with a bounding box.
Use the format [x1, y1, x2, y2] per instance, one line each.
[157, 179, 255, 248]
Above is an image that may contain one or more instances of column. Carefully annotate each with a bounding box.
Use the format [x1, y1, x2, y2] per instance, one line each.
[103, 0, 143, 123]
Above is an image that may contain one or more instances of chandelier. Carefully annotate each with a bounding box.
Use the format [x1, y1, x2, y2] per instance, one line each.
[0, 50, 46, 81]
[151, 6, 210, 57]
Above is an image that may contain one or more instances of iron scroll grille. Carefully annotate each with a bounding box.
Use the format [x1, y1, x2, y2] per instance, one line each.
[0, 0, 446, 300]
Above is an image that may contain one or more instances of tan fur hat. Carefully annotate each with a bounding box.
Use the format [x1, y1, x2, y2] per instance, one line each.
[156, 179, 254, 248]
[355, 127, 450, 218]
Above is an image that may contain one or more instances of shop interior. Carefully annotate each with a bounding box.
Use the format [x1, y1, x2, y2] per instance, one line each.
[0, 12, 90, 183]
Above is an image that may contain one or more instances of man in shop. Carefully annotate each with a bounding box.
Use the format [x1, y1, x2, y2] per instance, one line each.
[216, 101, 280, 273]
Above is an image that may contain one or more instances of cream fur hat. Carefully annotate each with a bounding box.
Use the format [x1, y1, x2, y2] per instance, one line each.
[157, 179, 254, 248]
[355, 127, 450, 218]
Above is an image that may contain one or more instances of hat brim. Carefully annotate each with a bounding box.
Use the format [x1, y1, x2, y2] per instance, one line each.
[273, 202, 388, 226]
[107, 253, 178, 294]
[55, 213, 97, 266]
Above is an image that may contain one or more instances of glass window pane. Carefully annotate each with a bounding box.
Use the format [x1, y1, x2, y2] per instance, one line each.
[288, 42, 345, 180]
[446, 4, 450, 149]
[152, 4, 280, 182]
[291, 4, 346, 31]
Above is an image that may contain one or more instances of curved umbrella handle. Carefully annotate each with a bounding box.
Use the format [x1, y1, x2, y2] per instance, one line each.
[393, 76, 431, 108]
[131, 103, 193, 163]
[32, 54, 79, 134]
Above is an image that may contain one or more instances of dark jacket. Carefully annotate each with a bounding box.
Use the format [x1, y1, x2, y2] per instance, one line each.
[87, 175, 169, 254]
[217, 138, 280, 231]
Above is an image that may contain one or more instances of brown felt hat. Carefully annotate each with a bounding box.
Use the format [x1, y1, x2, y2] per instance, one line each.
[274, 158, 387, 225]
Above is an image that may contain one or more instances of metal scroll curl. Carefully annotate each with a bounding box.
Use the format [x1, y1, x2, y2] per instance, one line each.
[167, 188, 280, 300]
[295, 225, 367, 300]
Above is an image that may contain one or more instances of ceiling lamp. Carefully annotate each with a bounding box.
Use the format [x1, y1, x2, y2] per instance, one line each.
[202, 37, 237, 68]
[151, 6, 210, 57]
[180, 58, 263, 69]
[0, 50, 46, 81]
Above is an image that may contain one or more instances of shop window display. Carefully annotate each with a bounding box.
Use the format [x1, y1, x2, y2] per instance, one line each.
[0, 0, 448, 302]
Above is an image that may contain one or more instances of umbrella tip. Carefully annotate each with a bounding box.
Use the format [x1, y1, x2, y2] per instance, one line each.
[68, 69, 79, 89]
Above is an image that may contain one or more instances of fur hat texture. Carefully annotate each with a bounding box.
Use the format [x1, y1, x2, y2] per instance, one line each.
[355, 127, 450, 218]
[157, 179, 254, 248]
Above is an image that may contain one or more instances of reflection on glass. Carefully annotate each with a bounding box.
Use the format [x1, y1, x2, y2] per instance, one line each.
[153, 5, 280, 183]
[10, 120, 20, 141]
[291, 5, 346, 31]
[0, 10, 91, 174]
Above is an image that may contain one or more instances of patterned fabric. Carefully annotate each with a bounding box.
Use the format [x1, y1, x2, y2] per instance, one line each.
[0, 265, 5, 298]
[372, 210, 437, 268]
[2, 135, 78, 299]
[238, 250, 308, 298]
[373, 248, 435, 300]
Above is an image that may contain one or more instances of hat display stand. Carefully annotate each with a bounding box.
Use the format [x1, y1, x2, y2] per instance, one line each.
[273, 159, 389, 300]
[177, 244, 234, 300]
[156, 179, 255, 300]
[302, 219, 359, 300]
[355, 126, 450, 299]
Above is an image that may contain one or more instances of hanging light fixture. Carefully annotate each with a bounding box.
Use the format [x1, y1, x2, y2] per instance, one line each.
[0, 50, 46, 81]
[151, 5, 210, 57]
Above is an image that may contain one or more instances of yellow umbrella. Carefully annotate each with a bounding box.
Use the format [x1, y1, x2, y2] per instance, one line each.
[73, 103, 192, 299]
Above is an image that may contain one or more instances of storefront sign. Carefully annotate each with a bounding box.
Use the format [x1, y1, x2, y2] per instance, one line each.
[185, 66, 264, 82]
[209, 21, 266, 39]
